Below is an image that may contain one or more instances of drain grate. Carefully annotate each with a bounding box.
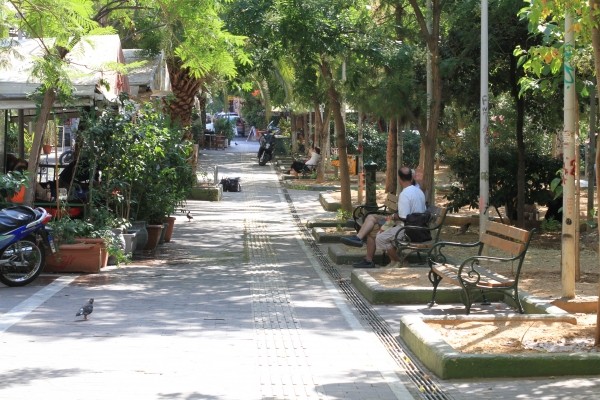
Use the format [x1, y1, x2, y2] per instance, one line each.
[282, 190, 451, 400]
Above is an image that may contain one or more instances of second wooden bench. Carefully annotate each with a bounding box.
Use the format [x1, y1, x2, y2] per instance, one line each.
[427, 221, 535, 314]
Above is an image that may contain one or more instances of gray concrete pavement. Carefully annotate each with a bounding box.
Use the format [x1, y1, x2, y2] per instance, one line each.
[1, 138, 600, 399]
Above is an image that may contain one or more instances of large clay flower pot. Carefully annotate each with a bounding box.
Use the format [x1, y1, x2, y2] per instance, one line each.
[144, 224, 163, 251]
[44, 239, 106, 273]
[163, 216, 176, 242]
[75, 238, 109, 268]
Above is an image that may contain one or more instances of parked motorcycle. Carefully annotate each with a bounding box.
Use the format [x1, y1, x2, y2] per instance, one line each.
[258, 129, 276, 166]
[0, 206, 56, 287]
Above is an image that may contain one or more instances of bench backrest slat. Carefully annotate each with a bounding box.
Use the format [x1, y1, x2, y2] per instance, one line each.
[480, 221, 531, 257]
[384, 193, 398, 212]
[480, 233, 526, 256]
[427, 206, 447, 227]
[486, 220, 530, 242]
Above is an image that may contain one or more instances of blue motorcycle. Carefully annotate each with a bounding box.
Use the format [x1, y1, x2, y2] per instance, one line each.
[0, 206, 56, 287]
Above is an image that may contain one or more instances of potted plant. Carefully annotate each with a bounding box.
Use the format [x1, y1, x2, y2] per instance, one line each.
[43, 119, 59, 154]
[45, 214, 126, 273]
[44, 217, 105, 273]
[213, 117, 235, 146]
[0, 171, 29, 204]
[72, 100, 194, 254]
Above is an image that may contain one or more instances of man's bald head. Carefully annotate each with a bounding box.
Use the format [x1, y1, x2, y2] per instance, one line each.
[398, 167, 412, 183]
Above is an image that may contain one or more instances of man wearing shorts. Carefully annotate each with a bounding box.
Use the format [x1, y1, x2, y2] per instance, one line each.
[341, 166, 426, 268]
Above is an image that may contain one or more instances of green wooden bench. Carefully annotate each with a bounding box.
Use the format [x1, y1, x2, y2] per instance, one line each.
[393, 205, 447, 264]
[352, 193, 397, 232]
[427, 220, 534, 314]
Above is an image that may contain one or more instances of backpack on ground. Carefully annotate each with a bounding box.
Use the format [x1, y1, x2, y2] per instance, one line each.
[220, 177, 241, 192]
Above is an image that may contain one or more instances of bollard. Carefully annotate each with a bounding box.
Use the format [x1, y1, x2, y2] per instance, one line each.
[364, 161, 378, 209]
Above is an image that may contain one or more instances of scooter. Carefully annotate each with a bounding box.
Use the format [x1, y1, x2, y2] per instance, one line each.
[258, 129, 276, 166]
[0, 206, 56, 287]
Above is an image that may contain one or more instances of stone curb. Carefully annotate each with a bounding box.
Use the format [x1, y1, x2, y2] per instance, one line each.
[351, 269, 463, 304]
[351, 268, 600, 378]
[399, 314, 600, 379]
[326, 243, 388, 265]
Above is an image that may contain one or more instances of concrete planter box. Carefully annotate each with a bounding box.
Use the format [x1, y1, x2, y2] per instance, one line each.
[188, 184, 222, 201]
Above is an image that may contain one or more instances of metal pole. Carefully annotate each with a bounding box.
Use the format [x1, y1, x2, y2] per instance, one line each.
[479, 0, 489, 236]
[357, 112, 364, 204]
[587, 80, 596, 225]
[364, 162, 378, 209]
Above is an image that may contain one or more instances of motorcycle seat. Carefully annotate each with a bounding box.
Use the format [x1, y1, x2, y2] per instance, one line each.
[0, 206, 39, 232]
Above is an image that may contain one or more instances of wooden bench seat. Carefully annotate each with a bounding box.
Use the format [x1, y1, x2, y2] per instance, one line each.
[427, 220, 534, 314]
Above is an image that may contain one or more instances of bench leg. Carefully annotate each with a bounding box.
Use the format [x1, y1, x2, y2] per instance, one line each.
[428, 269, 442, 307]
[510, 288, 525, 314]
[464, 294, 472, 314]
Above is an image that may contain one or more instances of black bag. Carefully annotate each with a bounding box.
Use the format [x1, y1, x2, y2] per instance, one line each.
[220, 177, 241, 192]
[404, 212, 432, 242]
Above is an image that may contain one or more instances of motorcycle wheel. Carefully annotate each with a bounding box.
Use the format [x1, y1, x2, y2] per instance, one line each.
[59, 150, 74, 165]
[259, 154, 267, 166]
[0, 236, 45, 287]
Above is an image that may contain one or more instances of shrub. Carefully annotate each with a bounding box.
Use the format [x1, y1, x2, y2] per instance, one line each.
[445, 147, 561, 218]
[343, 122, 421, 171]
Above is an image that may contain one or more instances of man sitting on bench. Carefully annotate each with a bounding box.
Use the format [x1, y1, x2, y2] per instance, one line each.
[341, 167, 426, 268]
[288, 146, 321, 177]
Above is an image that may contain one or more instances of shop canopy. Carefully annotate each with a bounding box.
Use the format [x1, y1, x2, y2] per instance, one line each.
[0, 34, 129, 111]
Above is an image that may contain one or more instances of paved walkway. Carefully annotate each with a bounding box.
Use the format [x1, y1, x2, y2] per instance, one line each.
[1, 138, 600, 399]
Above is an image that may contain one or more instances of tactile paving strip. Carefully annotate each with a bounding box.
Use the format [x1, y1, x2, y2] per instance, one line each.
[281, 189, 451, 400]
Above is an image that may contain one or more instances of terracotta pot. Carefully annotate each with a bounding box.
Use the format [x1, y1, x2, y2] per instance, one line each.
[44, 241, 104, 273]
[8, 185, 26, 203]
[163, 216, 176, 242]
[42, 144, 52, 155]
[144, 224, 163, 251]
[75, 238, 109, 268]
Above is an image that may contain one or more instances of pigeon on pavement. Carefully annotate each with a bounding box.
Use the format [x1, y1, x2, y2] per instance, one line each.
[76, 298, 94, 320]
[186, 211, 193, 221]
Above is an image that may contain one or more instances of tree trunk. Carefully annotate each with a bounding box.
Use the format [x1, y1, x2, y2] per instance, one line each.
[511, 52, 526, 227]
[588, 0, 600, 347]
[407, 0, 443, 207]
[320, 58, 351, 211]
[24, 45, 71, 205]
[385, 118, 398, 194]
[259, 79, 272, 127]
[312, 101, 329, 182]
[25, 89, 57, 205]
[166, 57, 203, 140]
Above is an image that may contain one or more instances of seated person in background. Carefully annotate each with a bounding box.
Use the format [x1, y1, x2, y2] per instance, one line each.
[5, 154, 28, 172]
[289, 146, 321, 177]
[36, 159, 101, 202]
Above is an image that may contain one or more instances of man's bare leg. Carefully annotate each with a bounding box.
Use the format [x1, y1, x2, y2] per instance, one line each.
[386, 247, 401, 262]
[364, 236, 376, 262]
